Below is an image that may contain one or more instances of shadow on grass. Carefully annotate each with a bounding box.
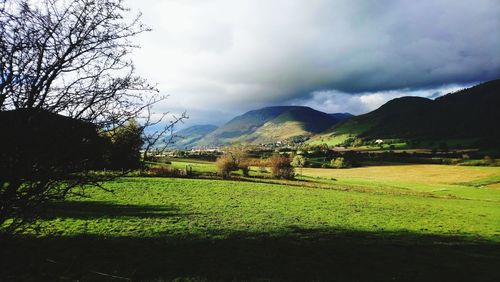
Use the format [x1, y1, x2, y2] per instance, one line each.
[42, 201, 187, 219]
[1, 228, 499, 281]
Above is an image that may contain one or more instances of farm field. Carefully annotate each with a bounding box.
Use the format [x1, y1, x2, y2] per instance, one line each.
[300, 164, 500, 201]
[1, 164, 500, 281]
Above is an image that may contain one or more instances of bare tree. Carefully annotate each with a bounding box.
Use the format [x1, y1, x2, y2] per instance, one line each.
[0, 0, 160, 128]
[139, 105, 188, 166]
[0, 0, 184, 232]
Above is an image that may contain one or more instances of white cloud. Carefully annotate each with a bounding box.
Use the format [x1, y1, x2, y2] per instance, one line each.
[123, 0, 500, 124]
[293, 83, 475, 115]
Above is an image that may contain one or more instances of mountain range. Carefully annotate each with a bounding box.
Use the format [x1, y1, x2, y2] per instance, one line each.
[174, 107, 352, 148]
[173, 125, 219, 149]
[173, 79, 500, 149]
[324, 79, 500, 146]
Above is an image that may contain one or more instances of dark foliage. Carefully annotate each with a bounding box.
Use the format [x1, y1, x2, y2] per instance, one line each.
[0, 0, 186, 232]
[106, 120, 143, 170]
[0, 109, 109, 231]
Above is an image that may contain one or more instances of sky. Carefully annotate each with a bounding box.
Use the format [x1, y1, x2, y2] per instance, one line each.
[125, 0, 500, 127]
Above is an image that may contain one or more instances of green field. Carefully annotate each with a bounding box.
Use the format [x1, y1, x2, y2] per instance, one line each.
[2, 164, 500, 281]
[300, 164, 500, 201]
[307, 133, 351, 146]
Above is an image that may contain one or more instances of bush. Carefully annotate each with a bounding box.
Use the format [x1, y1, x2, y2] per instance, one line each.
[269, 155, 294, 179]
[258, 165, 268, 173]
[106, 119, 143, 170]
[215, 154, 238, 178]
[291, 155, 307, 168]
[146, 166, 180, 177]
[330, 157, 351, 168]
[239, 159, 250, 177]
[215, 149, 253, 178]
[483, 155, 495, 165]
[291, 155, 307, 174]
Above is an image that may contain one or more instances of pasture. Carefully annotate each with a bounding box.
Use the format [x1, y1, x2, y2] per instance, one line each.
[300, 164, 500, 201]
[1, 164, 499, 281]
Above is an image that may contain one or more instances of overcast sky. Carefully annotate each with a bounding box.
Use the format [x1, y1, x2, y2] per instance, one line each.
[125, 0, 500, 127]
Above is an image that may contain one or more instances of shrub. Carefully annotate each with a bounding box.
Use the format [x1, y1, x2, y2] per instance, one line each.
[145, 166, 180, 177]
[330, 157, 351, 168]
[291, 155, 307, 168]
[239, 159, 250, 177]
[352, 138, 364, 147]
[216, 148, 253, 178]
[483, 155, 495, 165]
[106, 119, 143, 170]
[439, 142, 449, 152]
[258, 165, 268, 173]
[291, 155, 307, 174]
[269, 155, 294, 179]
[215, 154, 238, 178]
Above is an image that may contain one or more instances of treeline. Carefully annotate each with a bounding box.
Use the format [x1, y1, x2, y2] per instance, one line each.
[271, 145, 499, 168]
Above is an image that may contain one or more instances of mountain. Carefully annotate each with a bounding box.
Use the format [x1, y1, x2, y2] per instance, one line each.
[173, 124, 218, 149]
[329, 113, 354, 120]
[196, 106, 351, 146]
[323, 79, 500, 146]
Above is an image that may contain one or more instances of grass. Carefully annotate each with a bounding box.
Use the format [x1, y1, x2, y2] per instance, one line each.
[2, 164, 500, 280]
[169, 159, 216, 173]
[22, 177, 498, 239]
[302, 164, 500, 184]
[307, 133, 351, 146]
[300, 164, 500, 202]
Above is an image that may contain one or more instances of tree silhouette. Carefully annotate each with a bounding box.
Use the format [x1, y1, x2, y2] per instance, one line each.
[0, 0, 184, 232]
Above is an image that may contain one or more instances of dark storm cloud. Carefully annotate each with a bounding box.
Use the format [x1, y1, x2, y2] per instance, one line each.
[127, 0, 500, 123]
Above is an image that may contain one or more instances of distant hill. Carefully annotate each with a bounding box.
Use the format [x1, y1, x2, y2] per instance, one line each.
[172, 124, 218, 149]
[196, 106, 351, 146]
[323, 79, 500, 147]
[329, 113, 354, 120]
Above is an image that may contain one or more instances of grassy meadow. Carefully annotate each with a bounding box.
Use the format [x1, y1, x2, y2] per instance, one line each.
[2, 162, 500, 281]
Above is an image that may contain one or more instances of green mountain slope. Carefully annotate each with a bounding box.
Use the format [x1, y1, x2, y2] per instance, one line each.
[197, 106, 350, 146]
[173, 124, 218, 149]
[324, 79, 500, 147]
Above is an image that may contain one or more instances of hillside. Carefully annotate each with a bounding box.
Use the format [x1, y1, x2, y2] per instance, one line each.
[329, 113, 354, 120]
[173, 124, 218, 149]
[197, 106, 350, 146]
[322, 79, 500, 147]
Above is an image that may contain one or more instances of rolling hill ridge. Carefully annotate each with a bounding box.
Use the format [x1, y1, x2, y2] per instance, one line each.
[323, 79, 500, 147]
[192, 106, 352, 147]
[173, 124, 218, 149]
[173, 79, 499, 149]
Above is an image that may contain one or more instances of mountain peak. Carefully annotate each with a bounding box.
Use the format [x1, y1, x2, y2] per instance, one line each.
[329, 79, 500, 141]
[195, 106, 352, 146]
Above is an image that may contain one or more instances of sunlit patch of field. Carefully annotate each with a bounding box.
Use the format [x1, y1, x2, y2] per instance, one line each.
[307, 133, 351, 146]
[169, 159, 216, 173]
[300, 164, 500, 201]
[23, 177, 500, 240]
[486, 182, 500, 189]
[302, 164, 500, 184]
